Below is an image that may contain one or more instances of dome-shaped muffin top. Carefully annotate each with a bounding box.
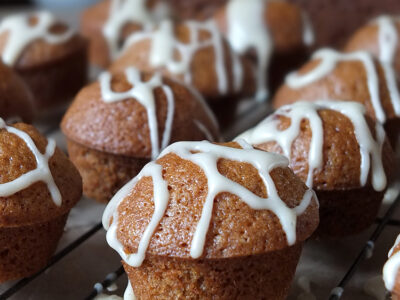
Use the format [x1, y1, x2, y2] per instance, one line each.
[103, 140, 319, 266]
[213, 0, 313, 100]
[81, 0, 169, 66]
[0, 120, 82, 227]
[0, 61, 34, 123]
[0, 11, 87, 68]
[344, 16, 400, 74]
[61, 67, 220, 160]
[109, 19, 256, 102]
[383, 234, 400, 297]
[238, 101, 395, 191]
[273, 48, 400, 125]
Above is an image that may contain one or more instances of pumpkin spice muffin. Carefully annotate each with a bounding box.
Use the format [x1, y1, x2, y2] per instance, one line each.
[109, 19, 256, 127]
[383, 234, 400, 299]
[0, 11, 88, 113]
[273, 48, 400, 148]
[61, 67, 219, 203]
[103, 140, 319, 299]
[0, 120, 82, 282]
[81, 0, 170, 68]
[213, 0, 314, 99]
[238, 101, 395, 237]
[0, 61, 35, 123]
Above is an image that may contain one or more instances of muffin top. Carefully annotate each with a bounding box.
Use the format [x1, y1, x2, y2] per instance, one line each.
[0, 120, 82, 227]
[344, 15, 400, 74]
[103, 140, 319, 266]
[273, 48, 400, 124]
[61, 67, 220, 159]
[383, 234, 400, 297]
[109, 19, 256, 102]
[0, 61, 35, 123]
[81, 0, 169, 64]
[0, 11, 87, 69]
[238, 101, 395, 191]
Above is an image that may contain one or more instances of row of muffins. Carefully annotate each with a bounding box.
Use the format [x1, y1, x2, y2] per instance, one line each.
[0, 1, 399, 299]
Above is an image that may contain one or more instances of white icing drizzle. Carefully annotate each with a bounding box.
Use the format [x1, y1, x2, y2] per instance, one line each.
[193, 120, 215, 141]
[0, 11, 74, 66]
[285, 48, 394, 123]
[226, 0, 271, 101]
[123, 19, 243, 95]
[0, 118, 61, 206]
[383, 234, 400, 291]
[102, 0, 169, 60]
[225, 0, 314, 102]
[103, 140, 316, 267]
[375, 16, 400, 116]
[237, 101, 387, 191]
[99, 67, 175, 160]
[124, 281, 136, 300]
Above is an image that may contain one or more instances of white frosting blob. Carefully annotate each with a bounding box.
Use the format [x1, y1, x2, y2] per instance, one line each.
[103, 140, 316, 267]
[0, 11, 74, 66]
[123, 19, 244, 96]
[99, 67, 174, 160]
[383, 234, 400, 291]
[0, 118, 61, 206]
[285, 48, 398, 123]
[237, 101, 387, 191]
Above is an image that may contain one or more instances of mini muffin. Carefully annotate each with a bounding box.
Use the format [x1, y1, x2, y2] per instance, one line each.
[383, 234, 400, 299]
[213, 0, 314, 98]
[61, 67, 219, 203]
[0, 119, 82, 282]
[109, 19, 256, 126]
[288, 0, 400, 48]
[0, 11, 88, 113]
[0, 61, 35, 123]
[238, 101, 395, 237]
[103, 140, 319, 299]
[81, 0, 170, 68]
[273, 48, 400, 148]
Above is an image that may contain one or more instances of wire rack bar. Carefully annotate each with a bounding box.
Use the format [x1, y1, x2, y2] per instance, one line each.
[84, 266, 125, 300]
[328, 194, 400, 300]
[0, 222, 103, 300]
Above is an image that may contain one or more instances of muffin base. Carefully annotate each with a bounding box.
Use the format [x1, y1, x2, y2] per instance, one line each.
[0, 213, 68, 283]
[124, 243, 303, 300]
[315, 187, 384, 238]
[66, 139, 149, 203]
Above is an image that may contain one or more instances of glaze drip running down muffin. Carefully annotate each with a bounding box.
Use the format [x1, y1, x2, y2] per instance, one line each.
[0, 11, 88, 111]
[214, 0, 314, 100]
[0, 119, 82, 282]
[383, 234, 400, 298]
[103, 140, 319, 299]
[61, 67, 219, 203]
[81, 0, 170, 68]
[238, 101, 395, 237]
[273, 48, 400, 147]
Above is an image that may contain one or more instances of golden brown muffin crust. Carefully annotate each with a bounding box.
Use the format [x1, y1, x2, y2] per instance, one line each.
[115, 142, 319, 259]
[61, 70, 219, 158]
[254, 109, 395, 190]
[0, 123, 82, 227]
